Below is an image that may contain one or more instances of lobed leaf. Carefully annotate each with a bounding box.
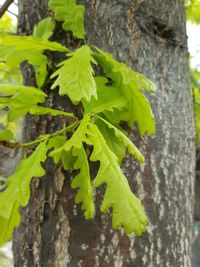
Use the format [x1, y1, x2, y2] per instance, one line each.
[48, 0, 85, 39]
[48, 136, 76, 170]
[7, 50, 48, 87]
[87, 123, 147, 235]
[72, 147, 95, 219]
[83, 76, 127, 114]
[51, 45, 97, 104]
[0, 36, 68, 52]
[0, 142, 47, 244]
[33, 17, 56, 40]
[50, 114, 90, 157]
[94, 48, 156, 135]
[97, 116, 145, 163]
[95, 118, 126, 164]
[0, 84, 73, 121]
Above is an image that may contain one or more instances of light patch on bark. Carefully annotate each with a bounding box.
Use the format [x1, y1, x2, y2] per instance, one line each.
[54, 204, 71, 267]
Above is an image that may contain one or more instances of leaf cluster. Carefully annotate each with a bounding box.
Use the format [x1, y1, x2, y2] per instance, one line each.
[0, 0, 156, 244]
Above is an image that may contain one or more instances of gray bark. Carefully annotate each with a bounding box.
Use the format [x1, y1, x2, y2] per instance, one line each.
[13, 0, 195, 266]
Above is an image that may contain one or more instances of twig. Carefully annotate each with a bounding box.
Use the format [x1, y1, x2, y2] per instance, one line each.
[7, 9, 17, 18]
[0, 0, 14, 19]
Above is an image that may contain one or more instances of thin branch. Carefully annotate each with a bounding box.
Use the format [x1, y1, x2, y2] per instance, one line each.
[7, 9, 17, 18]
[0, 0, 14, 19]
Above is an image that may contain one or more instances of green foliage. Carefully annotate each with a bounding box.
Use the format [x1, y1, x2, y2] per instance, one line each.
[33, 17, 55, 40]
[0, 142, 47, 244]
[0, 129, 13, 141]
[0, 14, 15, 32]
[72, 147, 95, 219]
[94, 47, 156, 135]
[0, 36, 68, 52]
[185, 0, 200, 24]
[97, 116, 145, 163]
[0, 22, 68, 87]
[0, 0, 157, 244]
[7, 50, 48, 88]
[48, 0, 85, 39]
[87, 123, 147, 234]
[51, 45, 97, 104]
[83, 77, 127, 114]
[0, 84, 74, 121]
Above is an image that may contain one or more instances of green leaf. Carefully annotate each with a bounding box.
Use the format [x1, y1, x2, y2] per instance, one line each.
[0, 36, 68, 52]
[83, 77, 127, 114]
[95, 118, 126, 164]
[51, 45, 97, 104]
[185, 0, 200, 24]
[94, 48, 156, 135]
[72, 147, 95, 219]
[0, 203, 20, 245]
[48, 136, 76, 170]
[97, 116, 144, 163]
[48, 0, 85, 39]
[0, 142, 47, 244]
[87, 123, 147, 235]
[0, 129, 13, 141]
[50, 114, 90, 157]
[0, 84, 47, 121]
[33, 17, 55, 40]
[0, 84, 73, 121]
[7, 50, 48, 87]
[0, 84, 46, 98]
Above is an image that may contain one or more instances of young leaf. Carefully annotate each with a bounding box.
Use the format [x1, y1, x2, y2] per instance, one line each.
[97, 116, 145, 163]
[0, 129, 13, 141]
[0, 84, 47, 120]
[94, 48, 156, 135]
[0, 142, 47, 244]
[48, 136, 76, 170]
[72, 147, 95, 219]
[48, 0, 85, 39]
[33, 17, 55, 40]
[0, 84, 74, 121]
[0, 36, 68, 52]
[0, 203, 20, 245]
[7, 50, 48, 87]
[95, 118, 126, 164]
[0, 83, 47, 98]
[50, 114, 89, 157]
[83, 77, 127, 114]
[51, 45, 97, 104]
[87, 123, 147, 235]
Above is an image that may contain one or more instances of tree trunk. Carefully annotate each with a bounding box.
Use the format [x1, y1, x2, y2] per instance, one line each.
[13, 0, 195, 266]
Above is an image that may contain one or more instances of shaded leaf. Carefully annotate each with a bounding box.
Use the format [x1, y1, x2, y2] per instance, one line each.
[83, 76, 127, 114]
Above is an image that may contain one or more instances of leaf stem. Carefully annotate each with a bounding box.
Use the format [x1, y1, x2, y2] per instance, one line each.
[21, 120, 79, 148]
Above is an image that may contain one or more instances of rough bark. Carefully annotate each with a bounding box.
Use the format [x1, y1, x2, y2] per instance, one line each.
[13, 0, 195, 267]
